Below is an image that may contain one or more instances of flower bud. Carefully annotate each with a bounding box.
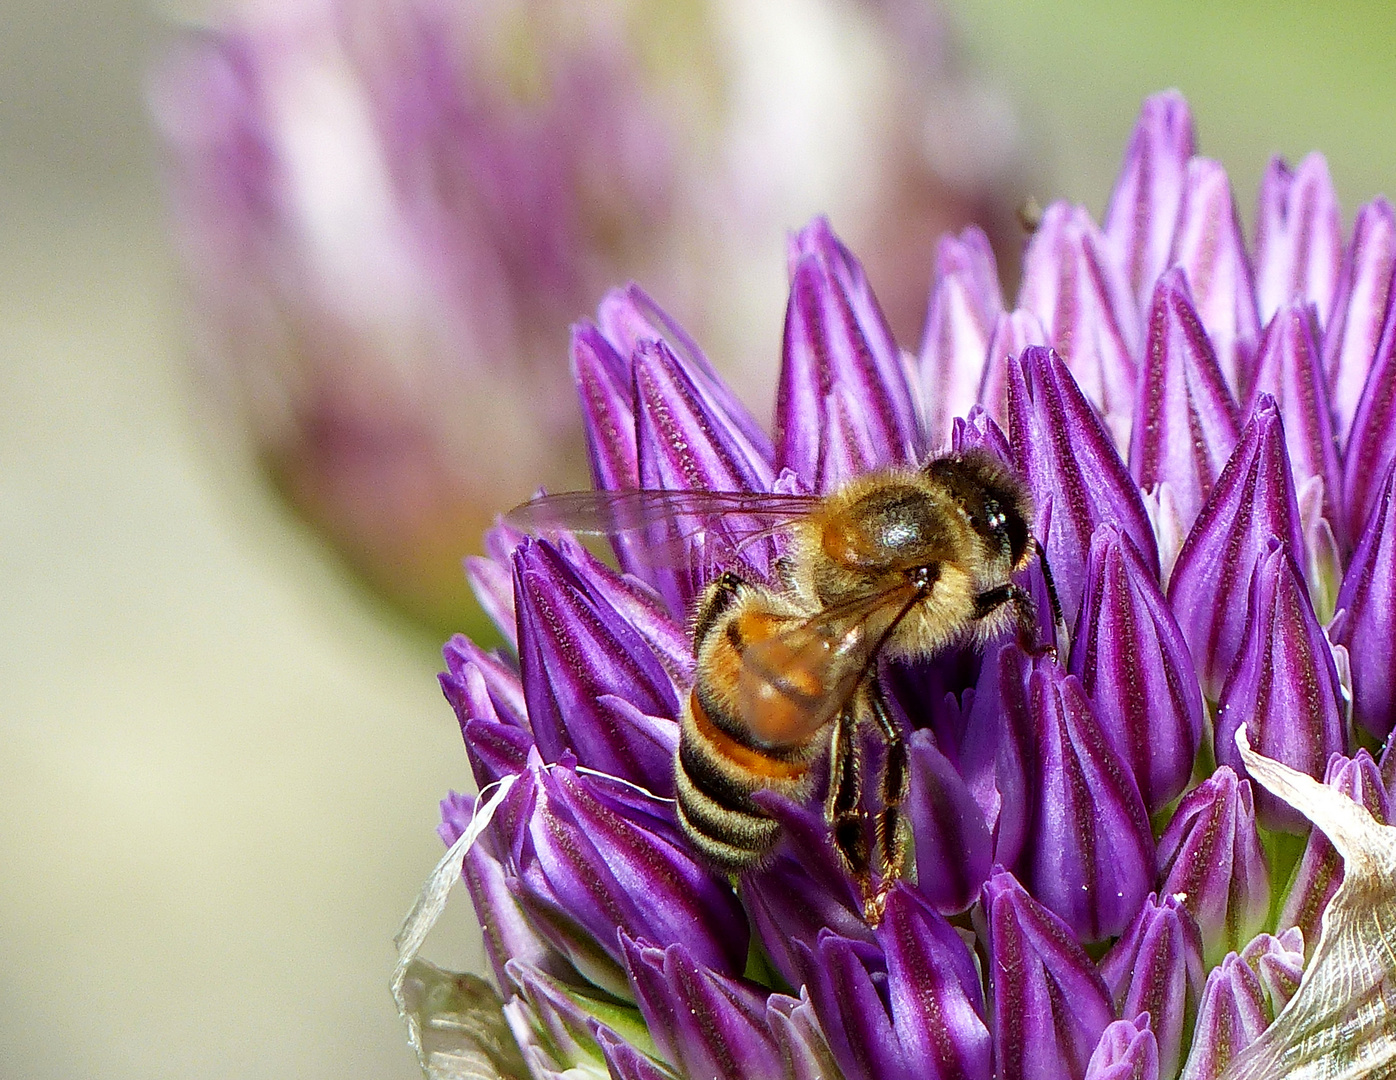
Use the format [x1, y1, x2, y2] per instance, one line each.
[1156, 768, 1270, 968]
[1071, 522, 1204, 812]
[1015, 663, 1156, 943]
[1167, 396, 1304, 698]
[1332, 459, 1396, 741]
[1253, 154, 1342, 330]
[799, 884, 991, 1080]
[778, 217, 921, 489]
[1238, 928, 1306, 1016]
[1098, 893, 1205, 1080]
[1341, 281, 1396, 545]
[905, 728, 993, 914]
[1169, 158, 1260, 398]
[981, 869, 1114, 1080]
[1129, 268, 1241, 538]
[977, 309, 1048, 426]
[1213, 539, 1347, 832]
[1177, 951, 1269, 1080]
[1085, 1016, 1161, 1080]
[919, 225, 1004, 447]
[1324, 198, 1396, 449]
[1018, 204, 1140, 448]
[1104, 89, 1195, 311]
[1008, 346, 1159, 628]
[513, 538, 681, 796]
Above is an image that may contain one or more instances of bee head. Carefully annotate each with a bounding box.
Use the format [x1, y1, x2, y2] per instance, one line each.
[923, 451, 1033, 571]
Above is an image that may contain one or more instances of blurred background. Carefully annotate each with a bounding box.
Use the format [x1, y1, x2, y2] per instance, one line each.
[4, 1, 1396, 1077]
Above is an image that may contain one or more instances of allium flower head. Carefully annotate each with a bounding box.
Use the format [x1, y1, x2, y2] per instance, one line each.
[399, 91, 1396, 1079]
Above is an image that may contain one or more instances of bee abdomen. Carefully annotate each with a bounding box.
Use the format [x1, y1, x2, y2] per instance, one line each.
[674, 692, 810, 871]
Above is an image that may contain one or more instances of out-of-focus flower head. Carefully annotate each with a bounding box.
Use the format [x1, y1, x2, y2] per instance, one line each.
[396, 90, 1396, 1078]
[150, 0, 1024, 632]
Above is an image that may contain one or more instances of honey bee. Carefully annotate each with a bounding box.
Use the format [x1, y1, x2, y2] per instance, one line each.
[507, 450, 1053, 921]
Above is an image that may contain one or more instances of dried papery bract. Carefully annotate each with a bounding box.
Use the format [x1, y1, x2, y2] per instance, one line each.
[1223, 729, 1396, 1079]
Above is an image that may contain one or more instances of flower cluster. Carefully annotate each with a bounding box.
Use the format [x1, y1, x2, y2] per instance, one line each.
[430, 92, 1396, 1079]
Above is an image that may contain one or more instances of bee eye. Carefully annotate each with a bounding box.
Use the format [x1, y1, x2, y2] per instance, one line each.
[907, 565, 939, 590]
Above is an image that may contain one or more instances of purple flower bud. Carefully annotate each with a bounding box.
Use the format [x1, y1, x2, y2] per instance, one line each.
[572, 319, 639, 492]
[1276, 749, 1389, 951]
[778, 217, 920, 489]
[766, 990, 842, 1080]
[597, 284, 771, 462]
[1071, 522, 1204, 812]
[1168, 158, 1261, 398]
[440, 794, 565, 987]
[1129, 268, 1242, 538]
[1018, 204, 1141, 447]
[981, 869, 1115, 1080]
[506, 961, 633, 1072]
[1332, 460, 1396, 740]
[1104, 89, 1196, 311]
[1008, 346, 1159, 628]
[1245, 302, 1344, 547]
[505, 753, 748, 995]
[1156, 767, 1271, 968]
[594, 1026, 678, 1080]
[1213, 539, 1348, 832]
[464, 519, 527, 647]
[799, 884, 991, 1080]
[513, 538, 680, 796]
[919, 225, 1004, 448]
[1323, 197, 1396, 450]
[1099, 893, 1206, 1080]
[634, 338, 777, 609]
[1342, 302, 1396, 566]
[621, 936, 784, 1080]
[1085, 1017, 1161, 1080]
[1166, 396, 1304, 699]
[905, 728, 993, 914]
[1013, 662, 1156, 943]
[1253, 154, 1343, 330]
[977, 309, 1048, 426]
[1177, 952, 1269, 1080]
[1238, 928, 1306, 1016]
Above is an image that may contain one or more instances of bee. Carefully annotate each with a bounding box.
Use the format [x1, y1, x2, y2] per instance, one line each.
[507, 450, 1053, 921]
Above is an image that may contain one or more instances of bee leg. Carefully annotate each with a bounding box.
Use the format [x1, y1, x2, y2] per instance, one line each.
[1034, 539, 1069, 657]
[972, 582, 1047, 657]
[863, 686, 908, 925]
[825, 708, 870, 896]
[692, 570, 750, 649]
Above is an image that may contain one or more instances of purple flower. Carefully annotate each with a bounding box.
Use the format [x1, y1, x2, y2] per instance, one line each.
[405, 91, 1396, 1075]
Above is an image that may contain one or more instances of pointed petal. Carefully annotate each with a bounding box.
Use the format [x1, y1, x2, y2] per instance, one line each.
[1070, 522, 1204, 812]
[513, 538, 681, 796]
[1177, 952, 1269, 1080]
[1015, 664, 1156, 943]
[1213, 538, 1348, 832]
[1098, 892, 1205, 1080]
[918, 225, 1004, 448]
[1168, 157, 1261, 398]
[765, 990, 842, 1080]
[1323, 197, 1396, 450]
[981, 868, 1115, 1080]
[778, 217, 920, 489]
[1084, 1016, 1161, 1080]
[1166, 396, 1305, 698]
[573, 320, 639, 492]
[1238, 928, 1306, 1016]
[1129, 267, 1242, 535]
[1104, 89, 1196, 310]
[597, 283, 771, 460]
[1245, 301, 1344, 549]
[1333, 460, 1396, 740]
[1342, 288, 1396, 544]
[1018, 203, 1141, 447]
[1008, 346, 1159, 628]
[977, 309, 1048, 428]
[1253, 153, 1343, 330]
[1156, 767, 1271, 968]
[905, 729, 993, 915]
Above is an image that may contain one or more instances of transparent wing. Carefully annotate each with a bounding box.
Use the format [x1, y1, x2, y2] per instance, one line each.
[738, 581, 922, 745]
[505, 488, 823, 567]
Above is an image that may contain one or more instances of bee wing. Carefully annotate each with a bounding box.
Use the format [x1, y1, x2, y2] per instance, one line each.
[738, 581, 922, 745]
[505, 488, 823, 567]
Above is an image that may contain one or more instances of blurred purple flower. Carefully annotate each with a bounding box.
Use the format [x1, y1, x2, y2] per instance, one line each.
[412, 91, 1396, 1075]
[151, 0, 1026, 633]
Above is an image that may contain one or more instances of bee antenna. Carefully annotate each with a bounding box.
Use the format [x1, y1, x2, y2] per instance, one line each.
[1034, 538, 1069, 656]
